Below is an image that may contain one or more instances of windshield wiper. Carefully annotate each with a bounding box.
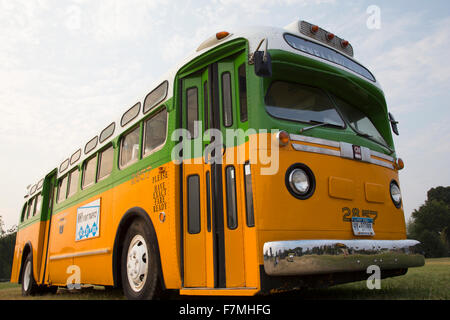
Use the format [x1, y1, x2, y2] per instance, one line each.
[299, 121, 341, 134]
[355, 131, 395, 155]
[356, 132, 372, 138]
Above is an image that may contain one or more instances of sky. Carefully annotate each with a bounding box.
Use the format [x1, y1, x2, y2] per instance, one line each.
[1, 0, 449, 229]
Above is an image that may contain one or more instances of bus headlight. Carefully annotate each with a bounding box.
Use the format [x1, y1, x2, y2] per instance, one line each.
[390, 180, 402, 208]
[290, 169, 310, 194]
[286, 164, 315, 199]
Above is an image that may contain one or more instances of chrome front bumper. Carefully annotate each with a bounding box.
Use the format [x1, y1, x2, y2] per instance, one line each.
[263, 240, 425, 276]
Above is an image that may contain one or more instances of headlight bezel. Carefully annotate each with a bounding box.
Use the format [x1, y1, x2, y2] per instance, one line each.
[390, 180, 402, 209]
[285, 163, 316, 200]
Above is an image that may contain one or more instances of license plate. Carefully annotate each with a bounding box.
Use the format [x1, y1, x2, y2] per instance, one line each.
[352, 217, 375, 236]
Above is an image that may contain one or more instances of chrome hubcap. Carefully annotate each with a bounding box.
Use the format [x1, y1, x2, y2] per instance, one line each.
[126, 235, 148, 292]
[24, 261, 31, 291]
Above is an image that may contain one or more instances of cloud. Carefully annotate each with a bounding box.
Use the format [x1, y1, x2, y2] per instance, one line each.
[354, 14, 450, 115]
[352, 14, 450, 219]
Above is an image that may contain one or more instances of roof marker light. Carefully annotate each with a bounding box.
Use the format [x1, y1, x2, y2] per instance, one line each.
[341, 40, 349, 48]
[310, 25, 319, 33]
[327, 33, 335, 41]
[216, 31, 230, 40]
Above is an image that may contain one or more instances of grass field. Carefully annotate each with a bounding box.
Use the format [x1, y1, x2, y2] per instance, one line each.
[0, 258, 448, 300]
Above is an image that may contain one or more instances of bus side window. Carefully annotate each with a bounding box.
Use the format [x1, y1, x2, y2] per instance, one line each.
[57, 175, 68, 203]
[222, 72, 233, 127]
[238, 64, 248, 122]
[34, 193, 43, 217]
[186, 87, 198, 139]
[26, 197, 34, 220]
[143, 108, 167, 157]
[203, 82, 209, 131]
[120, 126, 140, 169]
[187, 175, 201, 234]
[21, 204, 27, 222]
[225, 166, 238, 229]
[67, 168, 79, 198]
[98, 145, 114, 181]
[82, 156, 97, 189]
[206, 171, 211, 232]
[243, 163, 254, 227]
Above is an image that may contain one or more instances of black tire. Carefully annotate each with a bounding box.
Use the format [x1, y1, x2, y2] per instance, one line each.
[21, 254, 39, 296]
[120, 219, 162, 300]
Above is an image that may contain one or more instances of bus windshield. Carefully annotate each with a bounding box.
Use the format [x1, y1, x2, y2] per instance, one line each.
[265, 81, 345, 127]
[332, 95, 388, 147]
[265, 81, 389, 148]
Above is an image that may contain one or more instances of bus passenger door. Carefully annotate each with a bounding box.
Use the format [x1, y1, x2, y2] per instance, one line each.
[38, 169, 57, 284]
[215, 57, 246, 288]
[181, 69, 214, 288]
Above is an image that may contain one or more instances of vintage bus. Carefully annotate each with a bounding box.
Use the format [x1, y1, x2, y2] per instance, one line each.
[11, 20, 424, 299]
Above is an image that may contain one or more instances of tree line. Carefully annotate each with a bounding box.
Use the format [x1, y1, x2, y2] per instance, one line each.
[407, 186, 450, 258]
[0, 216, 16, 281]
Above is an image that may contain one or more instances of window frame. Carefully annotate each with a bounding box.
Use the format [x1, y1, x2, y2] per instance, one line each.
[221, 71, 234, 128]
[243, 162, 255, 227]
[70, 149, 81, 165]
[225, 165, 238, 230]
[206, 171, 211, 233]
[67, 167, 80, 198]
[37, 179, 44, 190]
[142, 107, 168, 159]
[187, 174, 201, 235]
[100, 122, 116, 144]
[26, 197, 35, 219]
[186, 86, 199, 139]
[59, 159, 69, 174]
[21, 204, 27, 222]
[57, 175, 69, 203]
[121, 102, 141, 127]
[143, 81, 169, 114]
[237, 64, 248, 123]
[34, 193, 43, 217]
[85, 136, 98, 155]
[119, 124, 142, 170]
[203, 81, 210, 131]
[97, 143, 115, 182]
[82, 155, 98, 190]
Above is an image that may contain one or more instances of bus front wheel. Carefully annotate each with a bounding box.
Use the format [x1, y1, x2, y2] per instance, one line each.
[120, 220, 162, 300]
[21, 254, 39, 296]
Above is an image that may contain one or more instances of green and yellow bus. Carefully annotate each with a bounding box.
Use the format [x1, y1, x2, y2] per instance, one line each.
[11, 20, 424, 299]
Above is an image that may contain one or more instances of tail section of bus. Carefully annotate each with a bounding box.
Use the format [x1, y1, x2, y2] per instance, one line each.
[11, 170, 57, 294]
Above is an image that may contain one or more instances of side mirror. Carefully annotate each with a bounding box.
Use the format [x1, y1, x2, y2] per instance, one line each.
[254, 51, 272, 77]
[388, 112, 399, 136]
[250, 38, 272, 78]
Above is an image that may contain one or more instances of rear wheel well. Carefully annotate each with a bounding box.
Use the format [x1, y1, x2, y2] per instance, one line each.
[112, 208, 165, 291]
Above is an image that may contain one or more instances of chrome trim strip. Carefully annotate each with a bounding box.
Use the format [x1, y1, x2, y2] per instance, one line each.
[371, 150, 394, 162]
[263, 239, 424, 276]
[290, 134, 340, 148]
[292, 143, 341, 157]
[370, 158, 394, 169]
[49, 248, 110, 261]
[290, 135, 395, 169]
[361, 146, 372, 162]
